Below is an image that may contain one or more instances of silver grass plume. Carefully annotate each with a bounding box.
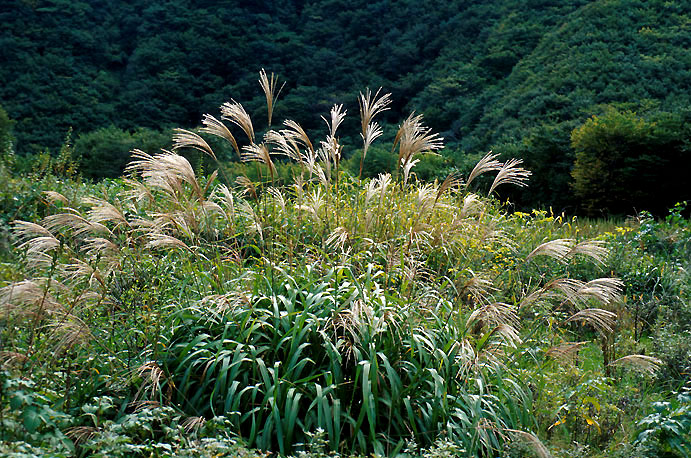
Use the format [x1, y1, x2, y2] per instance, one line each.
[241, 143, 276, 181]
[575, 277, 623, 305]
[488, 158, 531, 195]
[43, 211, 113, 239]
[460, 193, 484, 218]
[526, 238, 575, 263]
[565, 308, 617, 335]
[126, 150, 202, 200]
[220, 100, 254, 143]
[282, 119, 314, 155]
[358, 88, 391, 176]
[359, 87, 392, 135]
[435, 172, 463, 205]
[0, 280, 62, 318]
[609, 354, 662, 375]
[466, 152, 502, 188]
[466, 302, 519, 330]
[566, 240, 610, 266]
[458, 272, 497, 305]
[258, 68, 285, 126]
[265, 129, 304, 163]
[200, 114, 239, 157]
[394, 112, 443, 182]
[43, 191, 68, 205]
[172, 128, 216, 160]
[504, 430, 553, 458]
[134, 361, 168, 401]
[83, 197, 129, 228]
[546, 341, 588, 364]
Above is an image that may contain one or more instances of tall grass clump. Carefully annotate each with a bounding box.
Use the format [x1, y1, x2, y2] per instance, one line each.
[0, 71, 658, 457]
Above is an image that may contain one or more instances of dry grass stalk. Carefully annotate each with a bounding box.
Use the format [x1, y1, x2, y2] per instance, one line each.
[326, 226, 350, 253]
[126, 150, 202, 200]
[237, 200, 264, 240]
[83, 197, 129, 228]
[266, 187, 286, 215]
[145, 233, 192, 252]
[459, 193, 484, 218]
[48, 314, 93, 352]
[414, 184, 437, 216]
[361, 122, 383, 163]
[320, 105, 347, 170]
[526, 239, 575, 263]
[43, 191, 68, 205]
[296, 188, 325, 225]
[458, 272, 497, 305]
[15, 226, 60, 256]
[466, 152, 502, 187]
[121, 177, 154, 205]
[43, 211, 113, 240]
[466, 302, 519, 329]
[235, 176, 258, 200]
[394, 112, 443, 177]
[66, 426, 100, 444]
[435, 172, 463, 204]
[61, 258, 105, 288]
[282, 119, 314, 155]
[546, 341, 588, 364]
[172, 129, 216, 160]
[258, 68, 285, 126]
[134, 361, 167, 400]
[565, 308, 617, 335]
[576, 278, 623, 304]
[521, 278, 582, 310]
[609, 354, 662, 375]
[80, 237, 120, 260]
[0, 351, 29, 368]
[359, 87, 392, 134]
[241, 143, 276, 181]
[566, 240, 609, 265]
[504, 429, 553, 458]
[358, 88, 391, 176]
[401, 158, 420, 186]
[0, 280, 62, 318]
[220, 100, 255, 143]
[200, 292, 250, 316]
[182, 416, 207, 434]
[323, 104, 347, 139]
[265, 129, 304, 163]
[488, 158, 532, 195]
[200, 113, 239, 157]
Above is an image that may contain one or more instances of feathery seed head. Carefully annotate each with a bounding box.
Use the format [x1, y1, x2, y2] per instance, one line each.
[220, 100, 255, 143]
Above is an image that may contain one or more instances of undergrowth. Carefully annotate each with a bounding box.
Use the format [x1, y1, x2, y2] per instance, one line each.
[1, 72, 689, 457]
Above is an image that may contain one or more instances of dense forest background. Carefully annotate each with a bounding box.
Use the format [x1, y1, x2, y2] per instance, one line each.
[1, 0, 690, 215]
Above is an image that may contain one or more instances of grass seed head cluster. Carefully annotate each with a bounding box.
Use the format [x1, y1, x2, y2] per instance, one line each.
[0, 71, 667, 457]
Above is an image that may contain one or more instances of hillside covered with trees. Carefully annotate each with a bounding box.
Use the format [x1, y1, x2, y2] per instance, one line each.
[1, 0, 690, 214]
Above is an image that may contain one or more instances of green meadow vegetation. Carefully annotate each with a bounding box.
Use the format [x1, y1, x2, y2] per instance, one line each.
[1, 75, 690, 457]
[1, 0, 691, 456]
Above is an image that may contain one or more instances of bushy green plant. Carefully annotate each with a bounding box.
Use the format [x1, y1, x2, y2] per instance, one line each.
[75, 126, 171, 179]
[0, 73, 670, 458]
[633, 386, 691, 457]
[571, 109, 691, 217]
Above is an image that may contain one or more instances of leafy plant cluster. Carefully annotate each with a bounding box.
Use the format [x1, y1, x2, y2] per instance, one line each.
[0, 76, 688, 457]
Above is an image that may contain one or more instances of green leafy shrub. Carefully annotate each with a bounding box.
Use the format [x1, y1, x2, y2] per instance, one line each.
[634, 386, 691, 457]
[571, 109, 691, 217]
[75, 126, 171, 179]
[164, 267, 532, 455]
